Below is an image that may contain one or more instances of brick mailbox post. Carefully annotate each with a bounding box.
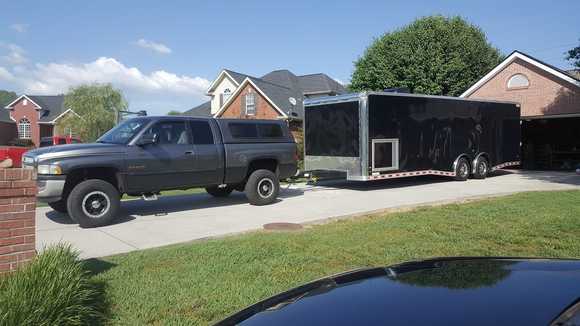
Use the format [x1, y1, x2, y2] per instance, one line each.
[0, 168, 36, 272]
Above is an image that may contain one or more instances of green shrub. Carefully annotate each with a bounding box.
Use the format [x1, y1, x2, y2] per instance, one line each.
[0, 244, 104, 326]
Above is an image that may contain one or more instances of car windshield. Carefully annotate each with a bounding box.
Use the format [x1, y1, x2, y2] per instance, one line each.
[97, 118, 149, 145]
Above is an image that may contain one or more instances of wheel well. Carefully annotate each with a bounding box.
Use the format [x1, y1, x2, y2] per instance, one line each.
[246, 159, 278, 177]
[472, 153, 490, 173]
[453, 154, 472, 172]
[64, 167, 120, 197]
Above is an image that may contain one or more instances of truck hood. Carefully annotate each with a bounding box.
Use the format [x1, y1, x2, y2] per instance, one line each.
[25, 143, 127, 162]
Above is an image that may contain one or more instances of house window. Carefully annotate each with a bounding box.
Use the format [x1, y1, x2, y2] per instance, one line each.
[507, 74, 530, 89]
[245, 93, 256, 115]
[18, 118, 31, 139]
[223, 89, 232, 103]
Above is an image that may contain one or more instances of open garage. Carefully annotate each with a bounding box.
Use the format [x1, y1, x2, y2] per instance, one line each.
[462, 51, 580, 170]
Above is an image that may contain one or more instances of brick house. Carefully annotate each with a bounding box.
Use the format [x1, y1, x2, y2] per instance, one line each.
[184, 69, 346, 139]
[461, 51, 580, 169]
[1, 95, 78, 147]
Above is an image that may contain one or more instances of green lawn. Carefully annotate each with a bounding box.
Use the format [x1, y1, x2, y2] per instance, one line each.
[88, 190, 580, 325]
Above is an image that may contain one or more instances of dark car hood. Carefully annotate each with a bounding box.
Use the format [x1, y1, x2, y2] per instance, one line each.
[25, 142, 127, 162]
[218, 258, 580, 326]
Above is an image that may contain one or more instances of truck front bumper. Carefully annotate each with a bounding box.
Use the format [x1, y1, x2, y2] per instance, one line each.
[36, 176, 66, 203]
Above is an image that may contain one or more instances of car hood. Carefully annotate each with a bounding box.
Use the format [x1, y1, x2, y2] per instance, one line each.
[25, 142, 127, 162]
[218, 257, 580, 326]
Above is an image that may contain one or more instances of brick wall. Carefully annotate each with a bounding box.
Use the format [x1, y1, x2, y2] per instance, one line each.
[0, 168, 36, 272]
[468, 58, 580, 117]
[9, 97, 41, 146]
[218, 83, 282, 119]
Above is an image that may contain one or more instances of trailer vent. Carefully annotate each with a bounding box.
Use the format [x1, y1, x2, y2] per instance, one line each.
[372, 138, 399, 172]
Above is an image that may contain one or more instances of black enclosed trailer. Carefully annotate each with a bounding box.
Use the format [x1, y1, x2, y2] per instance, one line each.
[304, 92, 521, 181]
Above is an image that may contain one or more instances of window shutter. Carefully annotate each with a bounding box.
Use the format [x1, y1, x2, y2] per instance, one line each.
[219, 94, 224, 107]
[241, 94, 246, 118]
[254, 94, 259, 116]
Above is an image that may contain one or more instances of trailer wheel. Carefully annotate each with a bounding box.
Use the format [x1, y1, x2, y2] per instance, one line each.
[454, 158, 470, 181]
[473, 157, 489, 179]
[245, 169, 279, 206]
[66, 179, 120, 228]
[205, 186, 233, 197]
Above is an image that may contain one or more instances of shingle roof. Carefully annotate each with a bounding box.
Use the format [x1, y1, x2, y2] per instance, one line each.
[27, 95, 67, 122]
[183, 101, 211, 117]
[0, 107, 11, 122]
[189, 69, 346, 120]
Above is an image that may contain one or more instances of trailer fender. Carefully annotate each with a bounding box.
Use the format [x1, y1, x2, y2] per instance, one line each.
[452, 154, 472, 173]
[471, 153, 489, 174]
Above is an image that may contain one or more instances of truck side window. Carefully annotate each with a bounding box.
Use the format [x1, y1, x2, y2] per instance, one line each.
[229, 123, 258, 138]
[189, 121, 214, 144]
[258, 124, 283, 138]
[148, 121, 190, 145]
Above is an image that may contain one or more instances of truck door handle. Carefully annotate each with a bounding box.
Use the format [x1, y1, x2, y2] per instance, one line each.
[184, 151, 194, 155]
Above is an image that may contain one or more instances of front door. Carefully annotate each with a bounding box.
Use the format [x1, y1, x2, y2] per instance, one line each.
[126, 120, 195, 192]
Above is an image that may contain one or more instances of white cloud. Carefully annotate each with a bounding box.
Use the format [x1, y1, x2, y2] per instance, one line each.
[2, 56, 210, 114]
[134, 39, 172, 54]
[0, 67, 14, 80]
[10, 23, 28, 33]
[1, 43, 27, 65]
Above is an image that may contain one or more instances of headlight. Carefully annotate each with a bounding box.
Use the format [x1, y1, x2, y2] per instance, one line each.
[37, 164, 63, 175]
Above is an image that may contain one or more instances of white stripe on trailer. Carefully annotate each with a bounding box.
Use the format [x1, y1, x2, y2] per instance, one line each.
[491, 161, 520, 171]
[368, 169, 456, 180]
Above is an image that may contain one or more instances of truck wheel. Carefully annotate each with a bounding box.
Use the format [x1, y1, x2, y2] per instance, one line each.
[205, 186, 233, 197]
[245, 169, 279, 206]
[473, 157, 489, 179]
[48, 199, 68, 214]
[454, 158, 470, 181]
[66, 179, 120, 228]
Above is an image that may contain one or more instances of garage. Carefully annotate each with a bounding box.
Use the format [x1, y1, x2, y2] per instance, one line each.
[461, 51, 580, 170]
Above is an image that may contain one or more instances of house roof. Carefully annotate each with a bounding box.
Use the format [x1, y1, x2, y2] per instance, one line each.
[4, 94, 69, 123]
[183, 100, 211, 117]
[0, 107, 11, 122]
[186, 69, 346, 120]
[461, 50, 580, 97]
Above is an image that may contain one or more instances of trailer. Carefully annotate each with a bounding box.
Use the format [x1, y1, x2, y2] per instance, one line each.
[304, 92, 521, 181]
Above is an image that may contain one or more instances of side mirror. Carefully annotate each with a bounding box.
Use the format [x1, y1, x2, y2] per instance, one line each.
[137, 133, 158, 146]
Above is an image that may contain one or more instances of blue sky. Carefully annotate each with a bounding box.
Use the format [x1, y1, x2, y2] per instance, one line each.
[0, 0, 578, 115]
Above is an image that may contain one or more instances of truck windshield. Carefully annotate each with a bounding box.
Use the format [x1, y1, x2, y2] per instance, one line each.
[97, 118, 149, 144]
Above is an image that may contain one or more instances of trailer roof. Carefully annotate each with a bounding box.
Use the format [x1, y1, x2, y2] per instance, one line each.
[304, 91, 520, 107]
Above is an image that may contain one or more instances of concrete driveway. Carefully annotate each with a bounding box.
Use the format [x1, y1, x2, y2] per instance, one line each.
[36, 170, 580, 258]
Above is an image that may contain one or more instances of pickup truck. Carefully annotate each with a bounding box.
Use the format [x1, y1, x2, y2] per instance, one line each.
[23, 116, 298, 228]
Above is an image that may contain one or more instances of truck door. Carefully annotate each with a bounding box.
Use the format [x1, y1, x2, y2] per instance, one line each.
[126, 120, 195, 192]
[188, 119, 222, 186]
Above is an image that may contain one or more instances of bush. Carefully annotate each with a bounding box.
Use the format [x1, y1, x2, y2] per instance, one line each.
[7, 138, 35, 148]
[0, 244, 104, 326]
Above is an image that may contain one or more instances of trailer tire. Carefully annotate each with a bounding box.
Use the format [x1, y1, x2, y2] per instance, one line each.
[454, 158, 470, 181]
[48, 199, 68, 214]
[205, 186, 233, 197]
[245, 169, 279, 206]
[473, 157, 489, 179]
[67, 179, 120, 228]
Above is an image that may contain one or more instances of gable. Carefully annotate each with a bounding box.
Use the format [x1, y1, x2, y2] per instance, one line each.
[217, 83, 283, 119]
[466, 58, 580, 117]
[462, 51, 580, 98]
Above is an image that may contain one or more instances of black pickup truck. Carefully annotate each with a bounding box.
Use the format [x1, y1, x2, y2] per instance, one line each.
[23, 117, 298, 227]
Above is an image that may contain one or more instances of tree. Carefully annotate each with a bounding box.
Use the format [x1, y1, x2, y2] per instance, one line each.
[566, 40, 580, 68]
[0, 90, 17, 107]
[350, 16, 503, 97]
[61, 84, 127, 142]
[167, 110, 182, 116]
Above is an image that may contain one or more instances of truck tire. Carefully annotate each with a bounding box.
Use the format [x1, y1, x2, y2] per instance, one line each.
[48, 199, 68, 214]
[205, 186, 233, 197]
[245, 169, 279, 206]
[473, 157, 489, 179]
[454, 158, 470, 181]
[66, 179, 120, 228]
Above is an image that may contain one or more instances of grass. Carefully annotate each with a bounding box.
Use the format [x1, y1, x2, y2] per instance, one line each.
[88, 190, 580, 325]
[0, 244, 105, 326]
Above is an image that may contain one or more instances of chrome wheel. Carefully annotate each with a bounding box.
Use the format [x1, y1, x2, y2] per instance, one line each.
[459, 162, 469, 178]
[257, 178, 275, 199]
[81, 191, 110, 219]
